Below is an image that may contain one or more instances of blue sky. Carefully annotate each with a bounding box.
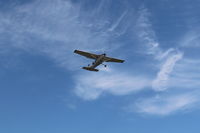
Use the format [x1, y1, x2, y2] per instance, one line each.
[1, 0, 200, 132]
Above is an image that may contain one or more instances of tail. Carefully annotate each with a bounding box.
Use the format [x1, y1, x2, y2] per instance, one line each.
[82, 67, 99, 72]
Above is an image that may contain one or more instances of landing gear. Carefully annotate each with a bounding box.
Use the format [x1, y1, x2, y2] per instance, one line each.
[102, 64, 107, 67]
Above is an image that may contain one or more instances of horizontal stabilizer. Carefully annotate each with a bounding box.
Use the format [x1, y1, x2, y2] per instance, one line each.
[82, 67, 99, 72]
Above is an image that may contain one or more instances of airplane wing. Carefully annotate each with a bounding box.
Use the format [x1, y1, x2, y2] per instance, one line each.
[74, 50, 99, 59]
[104, 56, 125, 63]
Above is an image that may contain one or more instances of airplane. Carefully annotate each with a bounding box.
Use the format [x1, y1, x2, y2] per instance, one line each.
[74, 50, 124, 72]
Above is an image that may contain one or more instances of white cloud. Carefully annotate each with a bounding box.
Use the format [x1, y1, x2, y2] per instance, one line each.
[134, 27, 200, 115]
[155, 48, 175, 60]
[136, 7, 179, 61]
[0, 0, 152, 102]
[134, 93, 198, 116]
[168, 58, 200, 89]
[2, 0, 200, 116]
[0, 0, 116, 70]
[180, 30, 200, 48]
[136, 7, 161, 56]
[108, 11, 127, 32]
[74, 69, 151, 100]
[152, 51, 183, 91]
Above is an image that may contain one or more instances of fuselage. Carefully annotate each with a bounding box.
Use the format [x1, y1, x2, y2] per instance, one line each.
[90, 54, 106, 68]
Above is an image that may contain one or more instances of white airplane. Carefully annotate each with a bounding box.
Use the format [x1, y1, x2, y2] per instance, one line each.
[74, 50, 124, 72]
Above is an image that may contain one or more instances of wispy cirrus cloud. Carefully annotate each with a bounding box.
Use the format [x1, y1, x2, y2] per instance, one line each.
[74, 69, 151, 100]
[180, 30, 200, 48]
[132, 18, 200, 115]
[168, 58, 200, 89]
[136, 6, 161, 56]
[108, 11, 128, 32]
[1, 0, 200, 116]
[72, 2, 200, 116]
[134, 92, 199, 115]
[0, 0, 118, 69]
[135, 6, 184, 92]
[1, 0, 152, 101]
[152, 51, 183, 91]
[130, 6, 200, 116]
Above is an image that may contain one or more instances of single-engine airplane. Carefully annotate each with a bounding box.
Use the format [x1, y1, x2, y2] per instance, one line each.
[74, 50, 124, 72]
